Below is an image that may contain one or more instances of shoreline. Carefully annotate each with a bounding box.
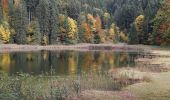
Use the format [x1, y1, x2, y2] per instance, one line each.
[0, 43, 150, 52]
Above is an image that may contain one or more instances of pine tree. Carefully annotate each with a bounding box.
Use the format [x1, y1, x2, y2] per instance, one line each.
[36, 0, 50, 45]
[11, 0, 28, 44]
[128, 24, 139, 44]
[48, 0, 59, 44]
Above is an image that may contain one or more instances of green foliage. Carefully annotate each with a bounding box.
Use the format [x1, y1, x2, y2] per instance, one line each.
[35, 0, 50, 45]
[0, 71, 131, 99]
[26, 20, 41, 45]
[0, 0, 166, 45]
[151, 0, 170, 45]
[11, 0, 28, 44]
[128, 24, 139, 44]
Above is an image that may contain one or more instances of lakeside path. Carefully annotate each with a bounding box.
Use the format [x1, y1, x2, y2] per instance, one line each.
[0, 44, 151, 52]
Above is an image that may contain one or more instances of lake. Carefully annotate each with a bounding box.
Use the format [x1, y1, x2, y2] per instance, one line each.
[0, 50, 141, 76]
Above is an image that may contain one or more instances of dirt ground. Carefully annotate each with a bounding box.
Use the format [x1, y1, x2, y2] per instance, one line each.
[0, 44, 148, 52]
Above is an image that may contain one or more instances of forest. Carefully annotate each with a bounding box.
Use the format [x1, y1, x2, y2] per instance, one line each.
[1, 0, 170, 100]
[0, 0, 169, 45]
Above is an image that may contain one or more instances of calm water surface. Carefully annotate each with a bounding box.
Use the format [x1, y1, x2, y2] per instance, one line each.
[0, 51, 140, 75]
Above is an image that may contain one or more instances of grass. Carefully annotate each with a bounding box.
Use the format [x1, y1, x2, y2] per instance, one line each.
[125, 72, 170, 100]
[0, 70, 139, 100]
[123, 49, 170, 100]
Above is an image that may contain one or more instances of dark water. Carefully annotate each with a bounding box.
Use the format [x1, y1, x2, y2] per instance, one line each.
[0, 51, 140, 75]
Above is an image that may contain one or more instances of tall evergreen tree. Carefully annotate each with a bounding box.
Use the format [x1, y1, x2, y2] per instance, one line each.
[36, 0, 50, 45]
[11, 0, 28, 44]
[48, 0, 59, 44]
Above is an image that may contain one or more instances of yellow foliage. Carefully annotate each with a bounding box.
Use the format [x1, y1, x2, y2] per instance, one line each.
[0, 24, 11, 43]
[10, 28, 16, 36]
[100, 36, 105, 43]
[109, 29, 115, 37]
[13, 0, 21, 8]
[42, 35, 48, 45]
[27, 24, 34, 34]
[26, 35, 33, 43]
[135, 15, 145, 33]
[67, 17, 78, 40]
[104, 12, 110, 22]
[120, 31, 128, 42]
[58, 15, 66, 33]
[26, 23, 34, 44]
[108, 23, 116, 40]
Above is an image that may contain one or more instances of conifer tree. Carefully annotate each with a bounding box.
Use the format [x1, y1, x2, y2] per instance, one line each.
[11, 0, 28, 44]
[36, 0, 50, 45]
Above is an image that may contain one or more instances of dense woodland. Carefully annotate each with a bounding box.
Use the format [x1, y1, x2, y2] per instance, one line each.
[0, 0, 169, 45]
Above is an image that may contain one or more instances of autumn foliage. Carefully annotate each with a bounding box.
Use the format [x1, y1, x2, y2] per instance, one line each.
[81, 21, 92, 43]
[135, 15, 145, 34]
[2, 0, 9, 21]
[0, 21, 11, 43]
[66, 17, 78, 44]
[0, 0, 166, 45]
[151, 0, 170, 45]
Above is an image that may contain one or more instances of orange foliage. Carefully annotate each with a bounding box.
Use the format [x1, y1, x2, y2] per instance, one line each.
[158, 24, 169, 34]
[95, 16, 102, 30]
[87, 14, 96, 32]
[95, 15, 105, 42]
[81, 20, 93, 43]
[2, 0, 9, 21]
[87, 14, 95, 22]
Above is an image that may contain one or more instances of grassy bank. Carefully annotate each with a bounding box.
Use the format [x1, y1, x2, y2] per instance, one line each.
[125, 72, 170, 100]
[1, 46, 170, 100]
[0, 71, 141, 100]
[124, 49, 170, 100]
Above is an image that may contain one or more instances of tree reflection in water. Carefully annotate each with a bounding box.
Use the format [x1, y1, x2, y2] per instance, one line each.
[0, 51, 138, 75]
